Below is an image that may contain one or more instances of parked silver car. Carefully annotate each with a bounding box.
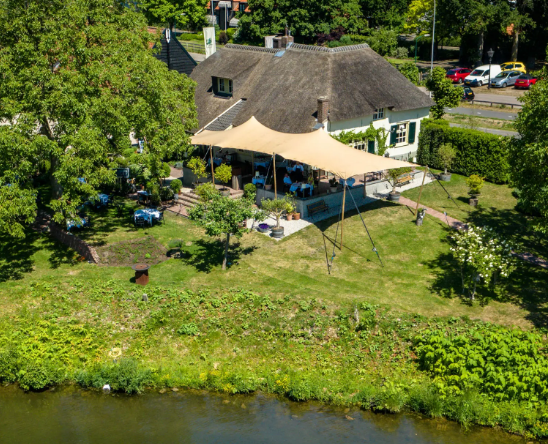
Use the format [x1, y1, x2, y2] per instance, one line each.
[490, 70, 521, 88]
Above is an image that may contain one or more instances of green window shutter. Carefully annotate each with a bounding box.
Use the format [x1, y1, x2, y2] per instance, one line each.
[390, 125, 398, 145]
[408, 122, 417, 144]
[367, 139, 375, 153]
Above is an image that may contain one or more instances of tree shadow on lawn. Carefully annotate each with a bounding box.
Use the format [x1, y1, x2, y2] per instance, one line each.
[180, 238, 257, 273]
[0, 231, 38, 282]
[425, 226, 548, 327]
[75, 204, 139, 247]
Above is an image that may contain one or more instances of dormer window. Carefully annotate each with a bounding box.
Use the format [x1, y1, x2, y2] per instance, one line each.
[213, 77, 233, 97]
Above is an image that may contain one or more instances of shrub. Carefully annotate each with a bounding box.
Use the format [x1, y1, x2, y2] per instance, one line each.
[76, 359, 152, 394]
[390, 46, 409, 59]
[187, 157, 207, 184]
[367, 28, 397, 56]
[386, 167, 412, 193]
[215, 163, 232, 185]
[160, 186, 173, 202]
[437, 143, 456, 175]
[18, 360, 63, 391]
[243, 183, 257, 199]
[170, 179, 182, 195]
[466, 174, 484, 195]
[218, 31, 228, 45]
[396, 61, 419, 85]
[194, 182, 218, 201]
[417, 121, 510, 183]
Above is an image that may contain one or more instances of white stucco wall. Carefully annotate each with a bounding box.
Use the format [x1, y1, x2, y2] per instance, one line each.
[327, 107, 431, 161]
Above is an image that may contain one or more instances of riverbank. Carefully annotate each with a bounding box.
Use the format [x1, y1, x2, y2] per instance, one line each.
[2, 281, 548, 439]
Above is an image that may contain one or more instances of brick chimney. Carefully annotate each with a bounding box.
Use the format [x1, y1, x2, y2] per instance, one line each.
[273, 26, 294, 48]
[317, 97, 329, 126]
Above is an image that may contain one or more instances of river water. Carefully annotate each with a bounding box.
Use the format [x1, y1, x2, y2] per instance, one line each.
[0, 386, 532, 443]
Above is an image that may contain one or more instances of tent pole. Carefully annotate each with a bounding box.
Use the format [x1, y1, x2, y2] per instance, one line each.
[273, 153, 277, 199]
[210, 145, 215, 184]
[341, 182, 346, 250]
[414, 165, 428, 216]
[364, 174, 367, 198]
[252, 152, 255, 175]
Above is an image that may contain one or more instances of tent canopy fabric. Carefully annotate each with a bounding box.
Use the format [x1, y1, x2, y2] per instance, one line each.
[191, 117, 413, 179]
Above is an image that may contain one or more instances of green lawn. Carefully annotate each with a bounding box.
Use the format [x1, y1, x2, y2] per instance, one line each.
[1, 192, 546, 329]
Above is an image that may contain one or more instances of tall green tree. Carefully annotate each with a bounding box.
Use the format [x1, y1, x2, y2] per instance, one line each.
[359, 0, 409, 30]
[139, 0, 208, 31]
[510, 66, 548, 233]
[0, 0, 197, 235]
[426, 67, 462, 120]
[237, 0, 367, 43]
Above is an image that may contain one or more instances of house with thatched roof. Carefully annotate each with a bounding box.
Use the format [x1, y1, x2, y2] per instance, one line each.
[190, 41, 433, 161]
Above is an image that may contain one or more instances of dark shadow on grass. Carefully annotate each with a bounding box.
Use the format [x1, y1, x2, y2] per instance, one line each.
[181, 238, 257, 273]
[0, 231, 38, 282]
[41, 233, 79, 269]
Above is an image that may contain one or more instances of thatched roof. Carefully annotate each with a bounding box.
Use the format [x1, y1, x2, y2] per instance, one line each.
[154, 33, 197, 77]
[191, 43, 433, 133]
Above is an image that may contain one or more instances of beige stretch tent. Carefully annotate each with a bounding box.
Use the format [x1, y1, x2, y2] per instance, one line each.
[191, 117, 413, 179]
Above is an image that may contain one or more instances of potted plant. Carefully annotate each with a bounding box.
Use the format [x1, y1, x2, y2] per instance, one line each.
[285, 192, 299, 220]
[437, 143, 456, 182]
[170, 179, 182, 201]
[329, 177, 338, 193]
[257, 223, 270, 233]
[265, 175, 273, 191]
[261, 197, 293, 238]
[187, 157, 207, 186]
[466, 174, 484, 206]
[386, 167, 412, 202]
[215, 164, 233, 196]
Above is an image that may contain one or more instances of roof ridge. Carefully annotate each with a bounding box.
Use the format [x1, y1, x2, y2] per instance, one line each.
[224, 44, 279, 53]
[288, 43, 370, 53]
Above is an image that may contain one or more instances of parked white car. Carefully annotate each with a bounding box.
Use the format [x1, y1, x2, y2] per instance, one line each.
[464, 64, 502, 87]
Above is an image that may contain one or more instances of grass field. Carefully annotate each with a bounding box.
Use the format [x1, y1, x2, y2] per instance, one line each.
[1, 181, 546, 329]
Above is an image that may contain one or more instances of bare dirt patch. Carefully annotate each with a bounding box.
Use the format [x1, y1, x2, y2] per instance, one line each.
[96, 236, 168, 266]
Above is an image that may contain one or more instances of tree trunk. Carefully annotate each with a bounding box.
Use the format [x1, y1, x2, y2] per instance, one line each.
[222, 232, 230, 270]
[511, 31, 519, 62]
[49, 155, 62, 199]
[476, 32, 484, 66]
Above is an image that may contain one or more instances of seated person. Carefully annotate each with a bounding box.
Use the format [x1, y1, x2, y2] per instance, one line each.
[283, 173, 292, 185]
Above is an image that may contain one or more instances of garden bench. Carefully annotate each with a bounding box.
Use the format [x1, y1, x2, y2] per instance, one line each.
[395, 174, 412, 187]
[307, 200, 329, 218]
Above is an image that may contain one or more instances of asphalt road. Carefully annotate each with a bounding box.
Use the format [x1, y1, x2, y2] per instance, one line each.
[445, 106, 517, 120]
[449, 123, 519, 138]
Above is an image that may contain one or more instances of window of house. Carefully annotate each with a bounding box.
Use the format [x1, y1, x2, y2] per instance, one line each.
[373, 108, 384, 120]
[215, 77, 233, 96]
[395, 123, 407, 144]
[352, 141, 366, 151]
[239, 2, 246, 12]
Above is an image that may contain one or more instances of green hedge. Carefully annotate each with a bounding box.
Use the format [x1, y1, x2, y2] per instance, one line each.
[417, 121, 510, 183]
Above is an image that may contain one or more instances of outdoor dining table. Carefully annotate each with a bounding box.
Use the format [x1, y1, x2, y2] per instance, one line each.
[134, 208, 161, 225]
[97, 193, 109, 205]
[290, 183, 313, 197]
[252, 176, 266, 185]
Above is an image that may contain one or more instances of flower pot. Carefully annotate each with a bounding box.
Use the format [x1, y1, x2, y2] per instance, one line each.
[440, 173, 452, 182]
[286, 213, 293, 221]
[330, 186, 338, 193]
[469, 197, 479, 207]
[257, 224, 270, 233]
[265, 184, 272, 191]
[388, 192, 400, 202]
[294, 212, 301, 220]
[271, 226, 284, 239]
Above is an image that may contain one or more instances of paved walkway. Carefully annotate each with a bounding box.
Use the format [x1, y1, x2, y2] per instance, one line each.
[399, 196, 548, 269]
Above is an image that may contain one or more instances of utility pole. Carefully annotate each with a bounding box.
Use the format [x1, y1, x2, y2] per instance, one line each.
[430, 0, 436, 74]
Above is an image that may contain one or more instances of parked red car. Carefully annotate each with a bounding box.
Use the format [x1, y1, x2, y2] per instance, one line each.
[446, 68, 472, 84]
[514, 73, 537, 89]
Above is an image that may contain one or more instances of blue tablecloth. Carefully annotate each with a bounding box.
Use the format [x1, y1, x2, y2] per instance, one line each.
[287, 165, 304, 173]
[254, 161, 270, 169]
[137, 190, 149, 196]
[134, 209, 161, 225]
[98, 193, 109, 204]
[207, 157, 223, 167]
[67, 218, 88, 231]
[252, 176, 265, 185]
[339, 178, 356, 187]
[289, 183, 313, 196]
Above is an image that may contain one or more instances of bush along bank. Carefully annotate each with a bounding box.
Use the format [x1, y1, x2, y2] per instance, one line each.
[3, 281, 548, 438]
[417, 120, 510, 184]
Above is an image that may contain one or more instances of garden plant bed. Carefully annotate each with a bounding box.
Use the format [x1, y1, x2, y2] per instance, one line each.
[96, 236, 168, 266]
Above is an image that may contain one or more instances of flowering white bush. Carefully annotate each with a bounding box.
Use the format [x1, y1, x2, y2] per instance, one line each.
[450, 225, 515, 301]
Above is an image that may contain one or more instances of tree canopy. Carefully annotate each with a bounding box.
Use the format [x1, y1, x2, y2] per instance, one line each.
[139, 0, 208, 31]
[426, 67, 462, 120]
[0, 0, 197, 235]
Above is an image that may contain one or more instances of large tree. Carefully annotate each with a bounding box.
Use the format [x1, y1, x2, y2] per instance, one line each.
[0, 0, 197, 235]
[237, 0, 367, 43]
[509, 64, 548, 233]
[426, 67, 462, 119]
[139, 0, 208, 31]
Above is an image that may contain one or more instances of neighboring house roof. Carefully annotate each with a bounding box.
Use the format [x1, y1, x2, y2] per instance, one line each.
[203, 99, 247, 131]
[191, 43, 434, 134]
[153, 32, 197, 77]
